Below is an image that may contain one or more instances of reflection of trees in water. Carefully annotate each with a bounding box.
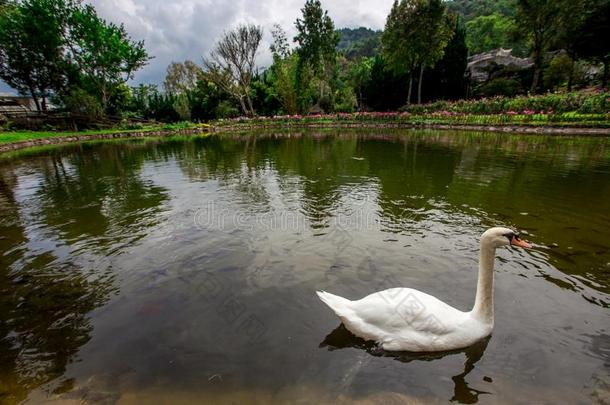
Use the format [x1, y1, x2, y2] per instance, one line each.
[177, 131, 610, 293]
[320, 324, 491, 404]
[358, 138, 462, 229]
[0, 168, 111, 403]
[175, 135, 367, 229]
[0, 143, 170, 403]
[33, 144, 169, 251]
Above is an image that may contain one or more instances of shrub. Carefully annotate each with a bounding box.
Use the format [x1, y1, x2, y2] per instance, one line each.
[333, 87, 357, 113]
[215, 100, 240, 118]
[477, 78, 522, 97]
[62, 88, 103, 120]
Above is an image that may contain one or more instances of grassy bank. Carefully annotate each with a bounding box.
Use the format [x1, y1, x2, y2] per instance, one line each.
[1, 92, 608, 153]
[0, 122, 205, 145]
[0, 123, 210, 154]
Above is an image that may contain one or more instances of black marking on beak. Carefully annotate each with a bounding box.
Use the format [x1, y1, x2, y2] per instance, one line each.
[503, 232, 517, 243]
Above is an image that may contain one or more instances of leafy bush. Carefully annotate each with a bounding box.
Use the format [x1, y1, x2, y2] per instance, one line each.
[215, 100, 240, 119]
[477, 78, 522, 97]
[333, 87, 357, 113]
[577, 93, 610, 114]
[173, 94, 191, 121]
[62, 88, 103, 120]
[398, 91, 609, 115]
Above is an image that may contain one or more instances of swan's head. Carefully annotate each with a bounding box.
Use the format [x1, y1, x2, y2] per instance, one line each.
[481, 227, 531, 249]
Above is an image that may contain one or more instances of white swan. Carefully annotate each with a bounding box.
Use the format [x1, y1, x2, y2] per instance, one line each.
[316, 227, 531, 352]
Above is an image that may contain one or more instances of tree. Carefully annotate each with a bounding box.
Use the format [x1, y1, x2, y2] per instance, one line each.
[415, 0, 454, 103]
[270, 24, 290, 60]
[382, 0, 417, 105]
[347, 57, 373, 110]
[268, 24, 299, 114]
[515, 0, 562, 93]
[164, 60, 202, 95]
[203, 24, 262, 116]
[424, 15, 468, 101]
[362, 55, 409, 111]
[572, 0, 610, 88]
[466, 14, 527, 56]
[447, 0, 516, 21]
[382, 0, 453, 105]
[294, 0, 339, 111]
[0, 0, 71, 111]
[66, 3, 149, 111]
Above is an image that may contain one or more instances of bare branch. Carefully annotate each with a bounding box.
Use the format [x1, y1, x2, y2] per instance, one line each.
[203, 24, 262, 116]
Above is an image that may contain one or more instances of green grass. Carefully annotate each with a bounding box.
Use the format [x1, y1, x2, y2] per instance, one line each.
[0, 122, 207, 145]
[0, 133, 211, 160]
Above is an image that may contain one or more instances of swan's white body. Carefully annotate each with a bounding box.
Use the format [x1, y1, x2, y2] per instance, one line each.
[317, 227, 530, 352]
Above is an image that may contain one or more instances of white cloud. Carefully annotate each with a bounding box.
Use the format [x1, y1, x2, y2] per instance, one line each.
[89, 0, 394, 87]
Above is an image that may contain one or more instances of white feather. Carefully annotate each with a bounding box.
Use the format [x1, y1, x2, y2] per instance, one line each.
[316, 227, 523, 352]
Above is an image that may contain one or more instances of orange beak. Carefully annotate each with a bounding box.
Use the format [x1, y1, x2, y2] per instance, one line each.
[511, 236, 532, 249]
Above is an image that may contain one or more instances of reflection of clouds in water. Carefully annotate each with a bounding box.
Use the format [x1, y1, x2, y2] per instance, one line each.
[2, 133, 610, 403]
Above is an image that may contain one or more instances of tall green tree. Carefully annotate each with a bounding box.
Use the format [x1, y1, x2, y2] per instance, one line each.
[425, 15, 468, 101]
[294, 0, 339, 111]
[572, 0, 610, 88]
[466, 14, 527, 56]
[382, 0, 453, 105]
[0, 0, 71, 111]
[347, 57, 373, 110]
[66, 3, 149, 111]
[382, 0, 417, 104]
[269, 24, 299, 114]
[515, 0, 562, 93]
[164, 60, 202, 95]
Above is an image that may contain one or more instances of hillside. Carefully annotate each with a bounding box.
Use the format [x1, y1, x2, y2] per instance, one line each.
[447, 0, 515, 21]
[336, 27, 381, 59]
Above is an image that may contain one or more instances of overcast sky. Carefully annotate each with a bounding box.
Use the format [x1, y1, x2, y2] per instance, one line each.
[1, 0, 395, 94]
[88, 0, 395, 88]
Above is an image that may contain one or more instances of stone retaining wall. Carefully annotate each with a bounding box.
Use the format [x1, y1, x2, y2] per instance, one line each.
[210, 122, 610, 136]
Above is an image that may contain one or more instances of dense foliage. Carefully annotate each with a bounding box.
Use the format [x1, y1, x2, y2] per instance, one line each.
[1, 0, 609, 126]
[0, 0, 149, 115]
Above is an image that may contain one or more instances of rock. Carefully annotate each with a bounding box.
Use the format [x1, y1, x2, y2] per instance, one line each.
[467, 48, 533, 82]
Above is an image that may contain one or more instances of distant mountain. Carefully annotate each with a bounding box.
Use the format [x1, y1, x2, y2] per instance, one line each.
[336, 27, 382, 59]
[447, 0, 515, 21]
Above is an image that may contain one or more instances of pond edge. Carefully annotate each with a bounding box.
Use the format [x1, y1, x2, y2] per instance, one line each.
[2, 122, 609, 154]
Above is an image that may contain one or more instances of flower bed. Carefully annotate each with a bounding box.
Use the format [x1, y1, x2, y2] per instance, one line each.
[213, 111, 610, 129]
[212, 91, 610, 131]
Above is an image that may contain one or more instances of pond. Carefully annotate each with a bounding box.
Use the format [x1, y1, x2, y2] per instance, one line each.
[0, 130, 609, 404]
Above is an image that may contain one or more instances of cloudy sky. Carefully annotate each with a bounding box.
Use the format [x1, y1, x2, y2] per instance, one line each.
[88, 0, 395, 87]
[1, 0, 395, 94]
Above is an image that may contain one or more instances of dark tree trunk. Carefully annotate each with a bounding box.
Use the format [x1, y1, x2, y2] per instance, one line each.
[567, 53, 575, 92]
[530, 44, 543, 94]
[531, 68, 541, 94]
[417, 65, 424, 105]
[407, 75, 413, 106]
[245, 91, 255, 117]
[238, 96, 248, 116]
[603, 58, 609, 89]
[28, 85, 41, 112]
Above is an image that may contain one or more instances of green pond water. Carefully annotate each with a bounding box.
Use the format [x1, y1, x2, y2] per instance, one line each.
[0, 130, 609, 404]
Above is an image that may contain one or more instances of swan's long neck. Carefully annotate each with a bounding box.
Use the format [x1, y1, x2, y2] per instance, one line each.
[472, 239, 496, 325]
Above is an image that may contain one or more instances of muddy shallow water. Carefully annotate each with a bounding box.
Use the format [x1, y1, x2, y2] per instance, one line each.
[0, 130, 609, 404]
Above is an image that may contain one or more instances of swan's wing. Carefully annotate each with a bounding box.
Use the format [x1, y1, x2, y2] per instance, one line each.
[350, 288, 464, 337]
